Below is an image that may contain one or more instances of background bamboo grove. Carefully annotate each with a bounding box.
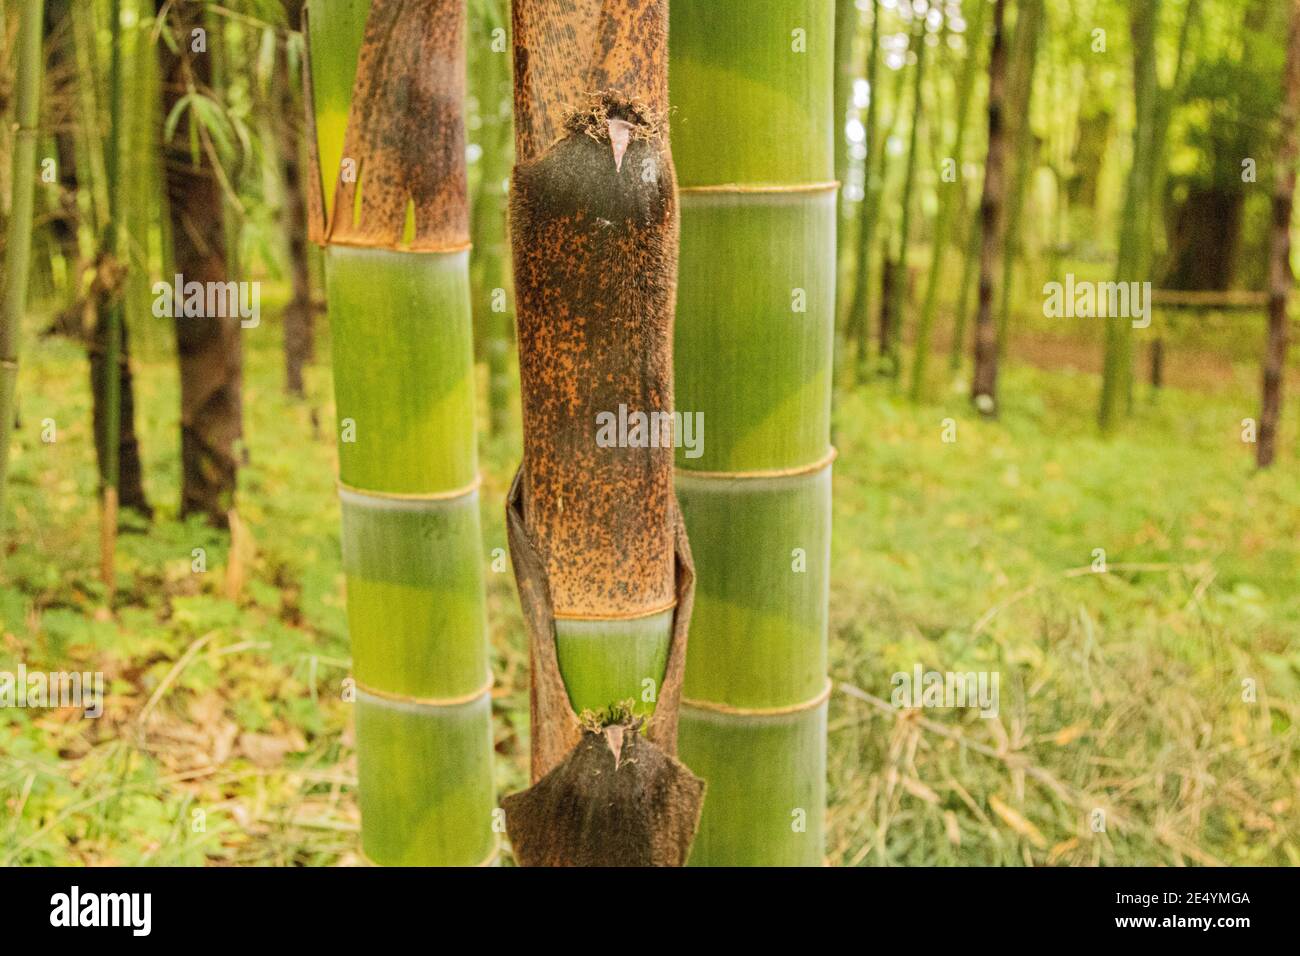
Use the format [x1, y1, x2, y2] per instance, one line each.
[1, 0, 1299, 870]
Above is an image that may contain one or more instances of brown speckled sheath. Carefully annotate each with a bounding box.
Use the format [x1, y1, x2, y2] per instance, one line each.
[507, 0, 693, 782]
[305, 0, 469, 251]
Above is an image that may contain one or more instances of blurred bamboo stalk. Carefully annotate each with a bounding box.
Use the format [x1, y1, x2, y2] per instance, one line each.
[0, 0, 44, 548]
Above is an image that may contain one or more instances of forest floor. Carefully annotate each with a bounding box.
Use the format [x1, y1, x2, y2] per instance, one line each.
[2, 292, 1298, 866]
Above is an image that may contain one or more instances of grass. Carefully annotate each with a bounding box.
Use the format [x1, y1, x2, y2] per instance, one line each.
[1, 287, 1297, 866]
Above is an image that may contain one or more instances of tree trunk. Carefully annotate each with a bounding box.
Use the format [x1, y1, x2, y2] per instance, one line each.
[879, 253, 897, 362]
[1258, 0, 1300, 469]
[996, 0, 1043, 357]
[971, 0, 1010, 415]
[157, 0, 242, 524]
[90, 311, 150, 516]
[1149, 337, 1165, 392]
[1161, 185, 1243, 291]
[279, 0, 313, 397]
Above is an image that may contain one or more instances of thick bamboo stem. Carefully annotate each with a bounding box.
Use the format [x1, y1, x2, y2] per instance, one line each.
[305, 0, 495, 867]
[672, 0, 835, 866]
[502, 0, 701, 868]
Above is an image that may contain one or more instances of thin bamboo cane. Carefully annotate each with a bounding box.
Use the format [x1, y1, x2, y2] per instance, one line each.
[469, 0, 512, 437]
[0, 0, 44, 543]
[883, 14, 927, 380]
[910, 0, 989, 401]
[846, 0, 881, 381]
[1257, 0, 1300, 468]
[304, 0, 495, 867]
[672, 0, 835, 866]
[98, 0, 126, 587]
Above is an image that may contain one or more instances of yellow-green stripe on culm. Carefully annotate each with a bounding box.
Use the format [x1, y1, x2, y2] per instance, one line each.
[355, 688, 496, 867]
[671, 0, 835, 866]
[306, 0, 495, 867]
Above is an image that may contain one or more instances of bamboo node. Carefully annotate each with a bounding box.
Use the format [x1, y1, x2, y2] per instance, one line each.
[678, 181, 840, 195]
[355, 674, 494, 709]
[681, 678, 833, 717]
[552, 599, 678, 623]
[337, 475, 482, 503]
[676, 447, 838, 481]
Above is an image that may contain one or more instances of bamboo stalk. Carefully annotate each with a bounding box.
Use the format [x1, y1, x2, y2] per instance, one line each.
[469, 0, 512, 436]
[1100, 0, 1160, 432]
[970, 0, 1009, 415]
[0, 0, 44, 544]
[500, 0, 702, 867]
[1257, 0, 1300, 468]
[98, 0, 126, 588]
[882, 12, 928, 380]
[672, 0, 835, 866]
[844, 1, 886, 380]
[994, 0, 1042, 357]
[910, 0, 989, 401]
[304, 0, 496, 867]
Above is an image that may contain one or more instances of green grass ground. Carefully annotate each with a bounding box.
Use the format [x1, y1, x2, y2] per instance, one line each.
[2, 294, 1297, 865]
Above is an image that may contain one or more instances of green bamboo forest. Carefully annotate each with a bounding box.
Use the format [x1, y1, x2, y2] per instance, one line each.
[2, 0, 1299, 872]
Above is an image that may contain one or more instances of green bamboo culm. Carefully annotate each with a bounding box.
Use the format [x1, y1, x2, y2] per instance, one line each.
[0, 0, 45, 541]
[304, 0, 495, 867]
[469, 0, 513, 437]
[910, 0, 989, 401]
[671, 0, 835, 866]
[882, 12, 928, 380]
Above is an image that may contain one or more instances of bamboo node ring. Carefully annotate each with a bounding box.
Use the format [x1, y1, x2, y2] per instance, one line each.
[337, 475, 482, 502]
[355, 673, 494, 709]
[676, 446, 838, 481]
[681, 678, 833, 717]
